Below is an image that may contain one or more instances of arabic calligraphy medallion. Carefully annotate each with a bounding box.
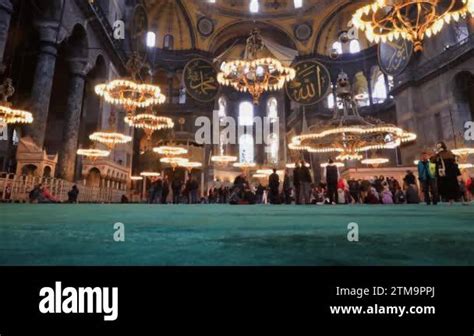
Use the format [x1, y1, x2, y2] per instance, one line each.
[378, 38, 413, 76]
[183, 58, 219, 103]
[286, 60, 331, 105]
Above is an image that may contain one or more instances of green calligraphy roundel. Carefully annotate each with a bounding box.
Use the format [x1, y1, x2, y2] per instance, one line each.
[286, 60, 331, 106]
[183, 58, 219, 103]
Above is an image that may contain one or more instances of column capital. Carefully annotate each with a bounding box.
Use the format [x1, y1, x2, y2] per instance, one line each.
[67, 57, 90, 78]
[33, 20, 65, 57]
[0, 0, 13, 14]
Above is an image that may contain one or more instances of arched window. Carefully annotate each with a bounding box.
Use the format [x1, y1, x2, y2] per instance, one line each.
[266, 98, 279, 164]
[327, 91, 343, 109]
[332, 41, 342, 55]
[349, 39, 361, 53]
[267, 97, 278, 123]
[373, 74, 388, 103]
[239, 134, 254, 163]
[163, 34, 174, 50]
[239, 102, 254, 163]
[267, 133, 279, 165]
[218, 97, 227, 118]
[239, 101, 254, 126]
[327, 92, 335, 109]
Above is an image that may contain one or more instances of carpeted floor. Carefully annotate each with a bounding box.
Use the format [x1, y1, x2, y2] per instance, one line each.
[0, 203, 473, 266]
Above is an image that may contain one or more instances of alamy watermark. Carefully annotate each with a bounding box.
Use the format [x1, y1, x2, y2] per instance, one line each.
[465, 121, 474, 141]
[194, 109, 279, 149]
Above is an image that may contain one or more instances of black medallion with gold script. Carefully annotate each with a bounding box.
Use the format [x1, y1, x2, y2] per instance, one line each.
[183, 58, 219, 103]
[378, 38, 413, 76]
[286, 60, 331, 105]
[130, 4, 148, 61]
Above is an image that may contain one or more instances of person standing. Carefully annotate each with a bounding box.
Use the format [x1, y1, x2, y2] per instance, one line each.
[283, 170, 292, 204]
[293, 162, 302, 204]
[162, 176, 170, 204]
[435, 142, 461, 205]
[417, 152, 438, 205]
[172, 176, 183, 204]
[324, 159, 339, 205]
[268, 169, 280, 204]
[299, 160, 313, 205]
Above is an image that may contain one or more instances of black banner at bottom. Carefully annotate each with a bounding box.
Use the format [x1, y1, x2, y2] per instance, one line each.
[0, 267, 472, 335]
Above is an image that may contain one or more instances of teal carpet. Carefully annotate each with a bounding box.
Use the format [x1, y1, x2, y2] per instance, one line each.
[0, 204, 473, 266]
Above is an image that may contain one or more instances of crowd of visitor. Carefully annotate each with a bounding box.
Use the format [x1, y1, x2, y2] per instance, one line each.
[25, 142, 473, 205]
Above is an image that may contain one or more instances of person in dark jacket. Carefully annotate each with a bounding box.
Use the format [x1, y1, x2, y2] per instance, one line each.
[172, 177, 183, 204]
[268, 169, 280, 204]
[283, 170, 292, 204]
[299, 161, 313, 204]
[67, 185, 79, 203]
[325, 159, 339, 205]
[293, 162, 302, 204]
[435, 142, 461, 204]
[417, 152, 438, 205]
[162, 176, 170, 204]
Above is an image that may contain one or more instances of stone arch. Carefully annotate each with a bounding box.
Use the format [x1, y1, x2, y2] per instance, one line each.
[209, 21, 296, 57]
[453, 71, 474, 122]
[86, 167, 101, 188]
[43, 166, 52, 178]
[21, 164, 38, 177]
[314, 1, 373, 56]
[66, 24, 89, 60]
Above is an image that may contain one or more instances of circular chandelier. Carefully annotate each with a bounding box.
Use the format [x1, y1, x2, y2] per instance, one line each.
[289, 122, 417, 159]
[256, 169, 274, 175]
[160, 157, 189, 170]
[361, 157, 390, 167]
[352, 0, 474, 52]
[0, 105, 33, 124]
[211, 155, 238, 165]
[89, 132, 132, 149]
[286, 162, 311, 169]
[452, 147, 474, 157]
[76, 148, 110, 160]
[153, 146, 188, 156]
[217, 29, 296, 104]
[140, 172, 161, 177]
[125, 113, 174, 140]
[0, 78, 33, 124]
[95, 80, 165, 112]
[130, 176, 144, 181]
[253, 173, 268, 179]
[320, 162, 345, 168]
[233, 162, 257, 170]
[181, 161, 203, 171]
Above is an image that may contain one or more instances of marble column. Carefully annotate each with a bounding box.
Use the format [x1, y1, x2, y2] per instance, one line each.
[57, 58, 88, 181]
[0, 0, 13, 68]
[26, 21, 60, 148]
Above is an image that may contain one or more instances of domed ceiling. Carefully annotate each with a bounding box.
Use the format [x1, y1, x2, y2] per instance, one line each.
[144, 0, 372, 55]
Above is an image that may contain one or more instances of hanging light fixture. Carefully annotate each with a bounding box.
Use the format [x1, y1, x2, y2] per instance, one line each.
[0, 78, 33, 125]
[95, 53, 166, 116]
[160, 157, 189, 170]
[217, 29, 296, 104]
[181, 161, 203, 172]
[125, 113, 174, 140]
[89, 109, 132, 150]
[76, 148, 111, 161]
[153, 145, 188, 156]
[289, 71, 416, 161]
[361, 157, 390, 168]
[320, 162, 345, 168]
[352, 0, 474, 52]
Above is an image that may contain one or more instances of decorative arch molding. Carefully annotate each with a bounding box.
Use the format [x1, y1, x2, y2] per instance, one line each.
[209, 20, 297, 57]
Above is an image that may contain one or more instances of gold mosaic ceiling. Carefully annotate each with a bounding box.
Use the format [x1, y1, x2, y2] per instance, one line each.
[143, 0, 370, 54]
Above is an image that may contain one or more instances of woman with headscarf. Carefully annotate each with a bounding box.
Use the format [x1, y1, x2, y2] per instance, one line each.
[435, 142, 461, 205]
